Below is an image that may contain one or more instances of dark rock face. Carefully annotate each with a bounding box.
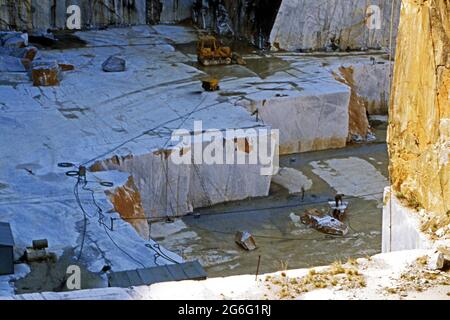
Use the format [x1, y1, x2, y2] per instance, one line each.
[0, 0, 147, 31]
[146, 0, 163, 24]
[193, 0, 282, 48]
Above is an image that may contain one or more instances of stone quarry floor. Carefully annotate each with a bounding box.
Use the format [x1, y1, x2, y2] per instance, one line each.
[1, 24, 391, 295]
[153, 118, 389, 277]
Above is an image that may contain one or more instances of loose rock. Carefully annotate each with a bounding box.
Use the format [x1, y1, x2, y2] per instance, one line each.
[427, 252, 444, 270]
[58, 63, 75, 72]
[0, 46, 38, 61]
[102, 56, 126, 72]
[31, 60, 61, 87]
[2, 33, 28, 48]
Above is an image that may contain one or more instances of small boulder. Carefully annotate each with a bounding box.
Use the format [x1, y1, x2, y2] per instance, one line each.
[102, 56, 126, 72]
[2, 33, 28, 48]
[0, 46, 38, 61]
[235, 231, 257, 251]
[31, 60, 61, 86]
[428, 251, 444, 270]
[58, 63, 75, 72]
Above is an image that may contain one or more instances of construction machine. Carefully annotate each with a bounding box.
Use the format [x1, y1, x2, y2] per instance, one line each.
[197, 35, 232, 66]
[202, 78, 220, 91]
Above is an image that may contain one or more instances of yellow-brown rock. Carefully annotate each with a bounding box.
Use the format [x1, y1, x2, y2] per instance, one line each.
[334, 66, 370, 140]
[106, 176, 150, 239]
[388, 0, 449, 225]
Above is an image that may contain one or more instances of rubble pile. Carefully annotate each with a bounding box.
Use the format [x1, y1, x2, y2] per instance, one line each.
[384, 253, 450, 296]
[0, 32, 74, 86]
[264, 260, 366, 299]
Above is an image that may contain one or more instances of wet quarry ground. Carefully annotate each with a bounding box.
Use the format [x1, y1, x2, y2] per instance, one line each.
[0, 25, 392, 293]
[153, 119, 389, 278]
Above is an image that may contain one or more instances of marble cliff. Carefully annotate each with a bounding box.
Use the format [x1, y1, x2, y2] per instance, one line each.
[388, 0, 449, 231]
[1, 1, 400, 53]
[270, 0, 401, 51]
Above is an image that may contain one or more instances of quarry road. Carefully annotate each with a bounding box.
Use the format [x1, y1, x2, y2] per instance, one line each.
[153, 123, 389, 277]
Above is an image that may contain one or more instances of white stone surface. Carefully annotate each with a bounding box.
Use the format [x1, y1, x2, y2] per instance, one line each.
[310, 157, 388, 204]
[270, 0, 401, 52]
[0, 264, 30, 297]
[239, 80, 350, 154]
[350, 61, 391, 114]
[427, 252, 444, 270]
[0, 26, 270, 279]
[271, 167, 312, 194]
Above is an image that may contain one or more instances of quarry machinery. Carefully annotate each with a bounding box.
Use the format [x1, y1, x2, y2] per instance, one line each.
[202, 78, 220, 91]
[197, 35, 232, 66]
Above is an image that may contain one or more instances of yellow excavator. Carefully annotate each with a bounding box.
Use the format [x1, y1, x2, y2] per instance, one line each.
[197, 35, 232, 66]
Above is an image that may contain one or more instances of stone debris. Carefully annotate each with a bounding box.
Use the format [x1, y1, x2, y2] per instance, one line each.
[386, 255, 450, 295]
[30, 60, 62, 87]
[1, 32, 28, 48]
[102, 56, 126, 72]
[0, 31, 72, 88]
[265, 261, 365, 299]
[235, 231, 257, 251]
[427, 252, 445, 271]
[0, 32, 37, 73]
[58, 63, 75, 72]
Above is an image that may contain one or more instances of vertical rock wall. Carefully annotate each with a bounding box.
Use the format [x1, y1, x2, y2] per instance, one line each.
[0, 0, 192, 30]
[91, 130, 275, 219]
[388, 0, 449, 226]
[159, 0, 194, 23]
[193, 0, 282, 48]
[270, 0, 401, 51]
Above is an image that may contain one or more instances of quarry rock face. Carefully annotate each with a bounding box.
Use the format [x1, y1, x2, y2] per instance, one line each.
[159, 0, 194, 24]
[239, 81, 351, 154]
[351, 60, 391, 115]
[388, 0, 450, 227]
[193, 0, 282, 48]
[0, 0, 194, 30]
[270, 0, 401, 52]
[0, 0, 147, 30]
